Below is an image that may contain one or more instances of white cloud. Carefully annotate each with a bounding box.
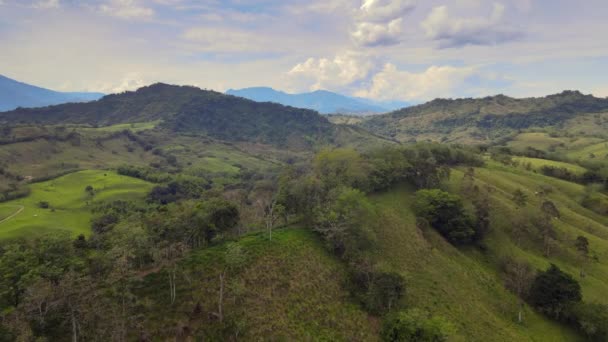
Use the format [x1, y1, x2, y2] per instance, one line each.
[286, 52, 379, 92]
[31, 0, 60, 9]
[352, 18, 403, 47]
[99, 0, 154, 19]
[359, 0, 415, 22]
[96, 73, 150, 93]
[422, 3, 523, 48]
[351, 0, 415, 47]
[593, 87, 608, 98]
[356, 64, 478, 100]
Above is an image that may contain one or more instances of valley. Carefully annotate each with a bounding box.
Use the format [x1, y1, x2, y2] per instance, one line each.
[1, 84, 608, 341]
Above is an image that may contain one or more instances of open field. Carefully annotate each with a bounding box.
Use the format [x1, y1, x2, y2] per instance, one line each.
[513, 156, 588, 175]
[0, 170, 153, 239]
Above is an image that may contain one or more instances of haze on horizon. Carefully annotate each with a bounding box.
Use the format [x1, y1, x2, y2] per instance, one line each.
[1, 0, 607, 102]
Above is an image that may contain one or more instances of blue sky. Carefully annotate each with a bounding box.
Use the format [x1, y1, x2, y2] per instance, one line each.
[1, 0, 607, 101]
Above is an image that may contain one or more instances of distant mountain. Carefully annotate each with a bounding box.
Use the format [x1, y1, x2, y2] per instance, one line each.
[226, 87, 410, 115]
[0, 74, 104, 112]
[0, 83, 334, 147]
[360, 90, 608, 144]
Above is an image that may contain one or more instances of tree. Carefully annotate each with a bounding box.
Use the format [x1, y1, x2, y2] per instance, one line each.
[313, 187, 377, 260]
[0, 244, 38, 307]
[216, 242, 247, 324]
[571, 302, 608, 341]
[313, 148, 368, 190]
[512, 189, 528, 208]
[575, 236, 590, 277]
[461, 167, 475, 196]
[502, 257, 535, 323]
[528, 264, 582, 319]
[413, 189, 475, 244]
[363, 271, 405, 314]
[381, 308, 454, 342]
[154, 242, 188, 305]
[265, 201, 285, 241]
[472, 188, 491, 242]
[540, 200, 559, 257]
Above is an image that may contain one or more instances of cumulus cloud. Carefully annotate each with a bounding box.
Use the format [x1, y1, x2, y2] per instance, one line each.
[422, 2, 523, 48]
[352, 18, 403, 46]
[96, 73, 150, 93]
[286, 52, 379, 92]
[99, 0, 154, 19]
[351, 0, 415, 47]
[356, 64, 478, 100]
[358, 0, 415, 22]
[285, 52, 504, 101]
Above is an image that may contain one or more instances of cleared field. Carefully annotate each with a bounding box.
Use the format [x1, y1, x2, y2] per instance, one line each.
[72, 120, 162, 133]
[507, 132, 565, 151]
[463, 163, 608, 305]
[0, 206, 21, 221]
[0, 170, 153, 239]
[513, 156, 588, 175]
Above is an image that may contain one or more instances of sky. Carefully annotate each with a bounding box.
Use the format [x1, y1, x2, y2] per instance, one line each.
[0, 0, 607, 102]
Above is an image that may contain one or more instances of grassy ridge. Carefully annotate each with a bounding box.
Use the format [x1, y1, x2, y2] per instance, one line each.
[513, 156, 588, 175]
[371, 184, 581, 341]
[0, 170, 153, 239]
[138, 228, 377, 340]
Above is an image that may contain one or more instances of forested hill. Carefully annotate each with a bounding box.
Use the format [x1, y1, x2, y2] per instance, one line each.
[0, 83, 333, 146]
[360, 91, 608, 143]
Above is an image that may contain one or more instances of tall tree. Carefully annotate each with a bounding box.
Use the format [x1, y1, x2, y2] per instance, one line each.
[502, 257, 535, 323]
[529, 264, 582, 320]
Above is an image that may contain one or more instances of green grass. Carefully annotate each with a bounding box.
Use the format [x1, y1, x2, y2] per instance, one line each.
[370, 184, 582, 341]
[65, 120, 162, 133]
[0, 206, 20, 221]
[508, 133, 565, 151]
[513, 156, 588, 175]
[137, 228, 377, 340]
[0, 170, 153, 239]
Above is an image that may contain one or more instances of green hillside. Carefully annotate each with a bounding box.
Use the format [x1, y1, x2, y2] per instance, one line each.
[0, 84, 334, 147]
[360, 91, 608, 144]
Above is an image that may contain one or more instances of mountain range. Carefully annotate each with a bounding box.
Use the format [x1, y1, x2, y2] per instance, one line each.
[226, 87, 410, 115]
[0, 74, 104, 112]
[360, 90, 608, 144]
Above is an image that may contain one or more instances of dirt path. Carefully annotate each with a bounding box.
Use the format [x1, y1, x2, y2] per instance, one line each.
[0, 205, 24, 224]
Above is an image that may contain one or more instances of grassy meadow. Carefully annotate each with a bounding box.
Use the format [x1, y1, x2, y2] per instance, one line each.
[0, 170, 153, 239]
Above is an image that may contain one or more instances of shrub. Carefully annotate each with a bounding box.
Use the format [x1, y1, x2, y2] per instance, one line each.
[413, 189, 475, 244]
[381, 308, 454, 341]
[528, 264, 582, 319]
[570, 302, 608, 341]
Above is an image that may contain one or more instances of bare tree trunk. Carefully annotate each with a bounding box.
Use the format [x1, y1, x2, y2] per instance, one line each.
[168, 268, 176, 305]
[71, 309, 78, 342]
[518, 301, 523, 323]
[218, 271, 225, 323]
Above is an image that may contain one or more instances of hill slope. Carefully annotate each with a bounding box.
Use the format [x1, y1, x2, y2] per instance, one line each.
[0, 74, 103, 111]
[0, 84, 334, 147]
[227, 87, 409, 115]
[361, 91, 608, 144]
